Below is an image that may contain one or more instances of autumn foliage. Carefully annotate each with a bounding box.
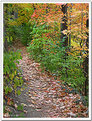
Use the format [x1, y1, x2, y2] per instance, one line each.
[3, 3, 89, 118]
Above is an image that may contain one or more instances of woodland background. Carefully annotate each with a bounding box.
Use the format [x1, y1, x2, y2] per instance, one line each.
[3, 3, 89, 118]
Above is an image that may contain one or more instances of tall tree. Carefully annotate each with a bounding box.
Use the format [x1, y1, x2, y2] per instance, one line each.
[61, 4, 68, 47]
[61, 4, 68, 78]
[83, 18, 89, 96]
[69, 4, 72, 51]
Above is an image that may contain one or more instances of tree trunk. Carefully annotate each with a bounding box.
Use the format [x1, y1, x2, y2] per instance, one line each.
[61, 4, 68, 47]
[80, 5, 83, 56]
[84, 19, 89, 96]
[69, 4, 72, 51]
[61, 4, 68, 78]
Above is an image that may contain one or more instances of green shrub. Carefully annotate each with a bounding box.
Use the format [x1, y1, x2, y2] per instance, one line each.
[4, 50, 23, 96]
[6, 22, 33, 46]
[18, 23, 33, 45]
[27, 23, 86, 94]
[61, 54, 85, 89]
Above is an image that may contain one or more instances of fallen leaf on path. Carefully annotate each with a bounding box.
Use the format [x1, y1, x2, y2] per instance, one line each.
[29, 104, 35, 107]
[21, 103, 27, 107]
[67, 112, 76, 117]
[24, 110, 27, 113]
[5, 106, 11, 112]
[14, 103, 18, 109]
[3, 112, 10, 118]
[31, 100, 36, 104]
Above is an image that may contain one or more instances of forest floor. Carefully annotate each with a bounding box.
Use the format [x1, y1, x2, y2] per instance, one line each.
[4, 41, 88, 118]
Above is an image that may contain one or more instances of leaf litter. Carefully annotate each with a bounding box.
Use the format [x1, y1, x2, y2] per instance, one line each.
[5, 42, 88, 118]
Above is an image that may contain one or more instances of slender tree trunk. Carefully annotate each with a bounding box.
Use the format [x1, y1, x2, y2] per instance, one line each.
[80, 5, 83, 56]
[84, 19, 89, 96]
[33, 3, 36, 10]
[61, 4, 68, 78]
[61, 4, 68, 47]
[69, 4, 72, 51]
[46, 4, 48, 14]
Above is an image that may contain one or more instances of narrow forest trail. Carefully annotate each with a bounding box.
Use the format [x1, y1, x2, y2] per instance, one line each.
[13, 41, 88, 118]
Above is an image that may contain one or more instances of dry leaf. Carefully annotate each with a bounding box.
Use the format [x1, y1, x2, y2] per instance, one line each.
[3, 112, 10, 118]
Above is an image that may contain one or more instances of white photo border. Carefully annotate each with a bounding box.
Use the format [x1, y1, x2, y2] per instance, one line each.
[0, 0, 91, 120]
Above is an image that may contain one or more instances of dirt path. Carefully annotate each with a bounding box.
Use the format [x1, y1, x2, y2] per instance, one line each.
[13, 42, 88, 118]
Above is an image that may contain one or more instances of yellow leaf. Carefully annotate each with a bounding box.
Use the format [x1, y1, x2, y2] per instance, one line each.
[14, 71, 16, 75]
[10, 74, 14, 80]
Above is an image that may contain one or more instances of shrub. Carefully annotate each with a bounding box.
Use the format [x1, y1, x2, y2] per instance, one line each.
[4, 50, 23, 96]
[27, 23, 86, 95]
[6, 22, 33, 46]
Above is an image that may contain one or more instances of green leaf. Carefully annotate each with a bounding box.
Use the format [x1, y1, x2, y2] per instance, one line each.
[5, 86, 12, 94]
[17, 105, 23, 111]
[17, 90, 21, 96]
